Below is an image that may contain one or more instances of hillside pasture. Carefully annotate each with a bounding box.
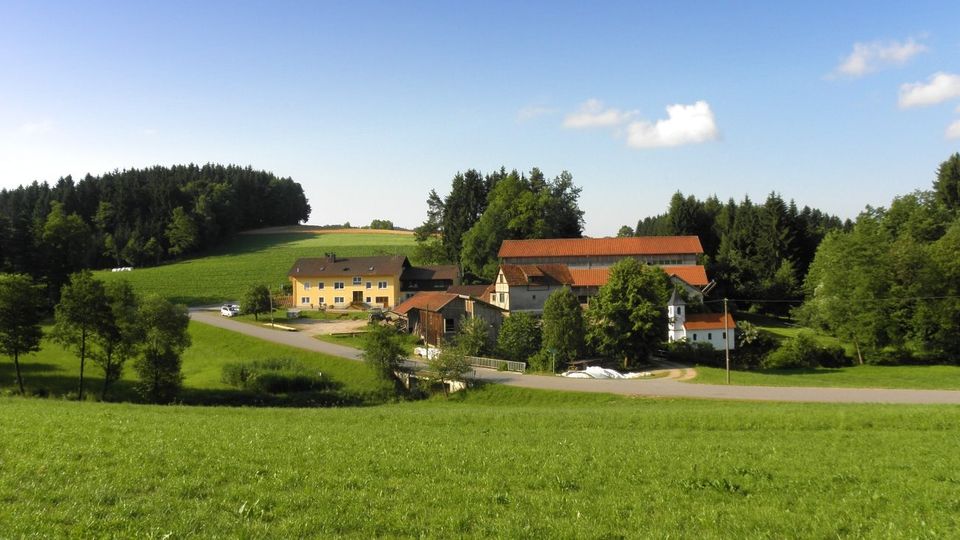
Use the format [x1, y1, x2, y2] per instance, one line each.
[1, 393, 959, 537]
[0, 322, 390, 405]
[96, 230, 416, 305]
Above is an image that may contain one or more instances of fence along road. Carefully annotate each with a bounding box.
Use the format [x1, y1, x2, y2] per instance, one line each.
[189, 309, 960, 404]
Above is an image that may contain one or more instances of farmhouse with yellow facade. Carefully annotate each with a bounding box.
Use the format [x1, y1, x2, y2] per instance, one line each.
[287, 254, 458, 309]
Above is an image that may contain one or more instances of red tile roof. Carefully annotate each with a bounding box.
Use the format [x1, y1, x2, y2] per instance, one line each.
[683, 312, 735, 330]
[567, 265, 709, 288]
[663, 265, 709, 287]
[498, 236, 704, 258]
[568, 268, 609, 287]
[500, 264, 574, 286]
[393, 292, 460, 315]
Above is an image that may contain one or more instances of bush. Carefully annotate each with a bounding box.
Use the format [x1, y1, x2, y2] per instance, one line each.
[220, 357, 334, 394]
[664, 339, 719, 365]
[762, 332, 851, 369]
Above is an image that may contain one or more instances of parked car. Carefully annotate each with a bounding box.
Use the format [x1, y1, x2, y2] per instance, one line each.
[220, 304, 240, 317]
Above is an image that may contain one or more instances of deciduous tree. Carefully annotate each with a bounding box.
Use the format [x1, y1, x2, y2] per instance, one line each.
[53, 271, 109, 400]
[0, 274, 45, 394]
[587, 259, 671, 368]
[496, 312, 541, 362]
[242, 284, 272, 321]
[541, 286, 584, 369]
[361, 323, 408, 383]
[134, 296, 190, 403]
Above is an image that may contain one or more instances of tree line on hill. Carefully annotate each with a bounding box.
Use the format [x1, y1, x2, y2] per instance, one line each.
[0, 164, 310, 298]
[413, 167, 584, 280]
[623, 191, 849, 312]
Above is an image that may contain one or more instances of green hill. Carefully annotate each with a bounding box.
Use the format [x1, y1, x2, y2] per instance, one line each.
[2, 392, 958, 537]
[2, 321, 390, 404]
[96, 230, 417, 305]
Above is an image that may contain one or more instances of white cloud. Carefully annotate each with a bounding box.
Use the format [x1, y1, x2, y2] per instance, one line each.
[947, 119, 960, 140]
[19, 120, 55, 135]
[834, 38, 927, 78]
[516, 105, 554, 122]
[898, 72, 960, 108]
[563, 99, 636, 128]
[625, 101, 719, 148]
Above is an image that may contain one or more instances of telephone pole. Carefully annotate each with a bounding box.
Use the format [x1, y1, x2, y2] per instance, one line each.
[724, 297, 730, 385]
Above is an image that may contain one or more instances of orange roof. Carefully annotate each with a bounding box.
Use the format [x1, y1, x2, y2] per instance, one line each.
[683, 312, 735, 330]
[568, 268, 609, 287]
[663, 265, 709, 286]
[500, 264, 573, 286]
[567, 265, 708, 288]
[393, 292, 459, 315]
[498, 236, 703, 258]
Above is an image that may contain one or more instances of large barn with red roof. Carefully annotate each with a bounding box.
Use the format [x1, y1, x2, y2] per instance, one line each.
[489, 236, 713, 313]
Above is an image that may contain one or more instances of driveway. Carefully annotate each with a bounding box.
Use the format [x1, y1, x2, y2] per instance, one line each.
[190, 310, 960, 404]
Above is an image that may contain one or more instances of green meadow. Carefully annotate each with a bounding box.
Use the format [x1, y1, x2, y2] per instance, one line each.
[690, 364, 960, 390]
[0, 321, 390, 404]
[95, 230, 416, 305]
[1, 390, 959, 537]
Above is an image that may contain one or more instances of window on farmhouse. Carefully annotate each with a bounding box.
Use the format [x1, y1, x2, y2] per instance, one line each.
[353, 276, 362, 285]
[334, 296, 345, 304]
[334, 282, 344, 290]
[692, 333, 698, 341]
[303, 282, 311, 290]
[708, 333, 712, 340]
[365, 282, 372, 289]
[300, 297, 310, 304]
[378, 281, 388, 289]
[444, 318, 455, 332]
[317, 282, 324, 289]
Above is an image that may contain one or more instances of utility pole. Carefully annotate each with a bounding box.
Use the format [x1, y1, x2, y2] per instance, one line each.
[724, 297, 730, 385]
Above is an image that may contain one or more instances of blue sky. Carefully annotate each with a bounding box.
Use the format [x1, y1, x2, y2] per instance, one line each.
[1, 1, 959, 235]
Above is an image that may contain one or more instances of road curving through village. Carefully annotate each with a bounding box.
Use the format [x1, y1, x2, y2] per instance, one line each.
[190, 309, 960, 404]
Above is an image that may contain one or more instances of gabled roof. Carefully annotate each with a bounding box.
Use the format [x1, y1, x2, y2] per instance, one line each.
[663, 265, 709, 287]
[498, 236, 704, 258]
[400, 265, 459, 281]
[288, 255, 408, 278]
[683, 312, 735, 330]
[447, 284, 493, 299]
[500, 264, 574, 286]
[393, 292, 461, 315]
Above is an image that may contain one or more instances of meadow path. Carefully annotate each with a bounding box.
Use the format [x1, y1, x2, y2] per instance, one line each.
[190, 310, 960, 404]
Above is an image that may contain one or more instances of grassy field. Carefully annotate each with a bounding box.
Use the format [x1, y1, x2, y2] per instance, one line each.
[1, 390, 959, 537]
[0, 321, 390, 404]
[95, 230, 416, 305]
[691, 364, 960, 390]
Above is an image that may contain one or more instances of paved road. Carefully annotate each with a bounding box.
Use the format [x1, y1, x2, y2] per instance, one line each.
[191, 310, 960, 404]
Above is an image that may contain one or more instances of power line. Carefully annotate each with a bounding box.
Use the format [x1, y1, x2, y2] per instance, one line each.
[702, 295, 960, 305]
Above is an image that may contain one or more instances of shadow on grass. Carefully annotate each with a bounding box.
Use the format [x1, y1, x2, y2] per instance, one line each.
[3, 371, 394, 408]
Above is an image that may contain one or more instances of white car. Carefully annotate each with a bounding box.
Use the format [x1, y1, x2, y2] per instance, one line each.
[220, 304, 240, 317]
